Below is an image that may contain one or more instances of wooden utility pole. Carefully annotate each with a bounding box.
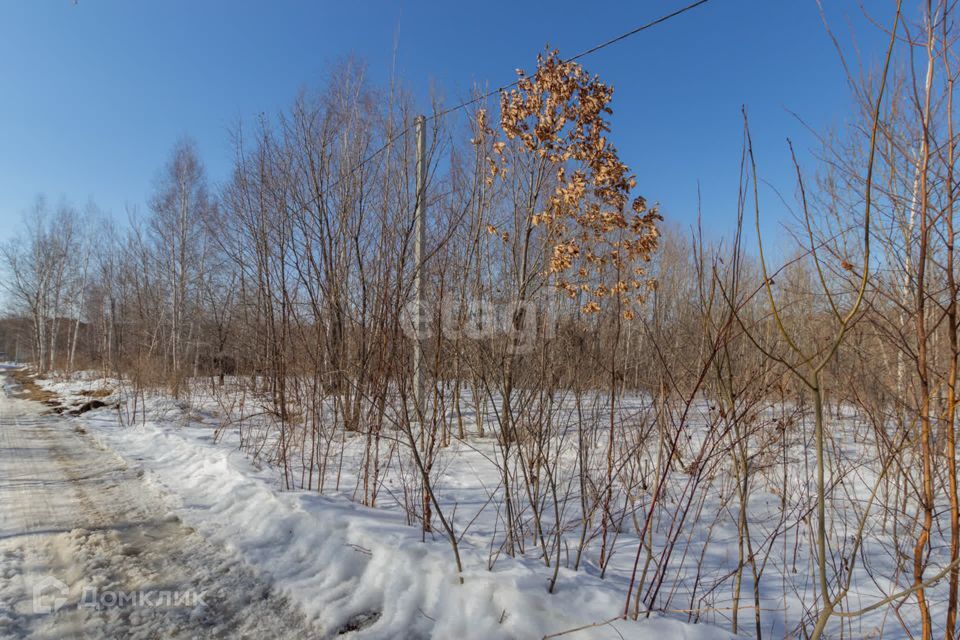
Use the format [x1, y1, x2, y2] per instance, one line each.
[413, 115, 427, 417]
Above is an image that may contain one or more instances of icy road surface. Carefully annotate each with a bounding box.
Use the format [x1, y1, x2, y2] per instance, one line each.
[0, 373, 317, 639]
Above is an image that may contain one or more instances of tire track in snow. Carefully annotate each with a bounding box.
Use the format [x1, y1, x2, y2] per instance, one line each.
[0, 373, 320, 639]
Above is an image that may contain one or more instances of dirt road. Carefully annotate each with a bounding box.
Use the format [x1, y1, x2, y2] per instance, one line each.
[0, 372, 317, 639]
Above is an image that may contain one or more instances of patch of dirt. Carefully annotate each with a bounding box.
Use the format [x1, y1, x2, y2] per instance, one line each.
[337, 610, 382, 634]
[68, 400, 110, 416]
[7, 368, 57, 404]
[79, 389, 114, 398]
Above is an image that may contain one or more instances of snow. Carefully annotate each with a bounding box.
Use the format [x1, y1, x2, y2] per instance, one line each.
[31, 364, 947, 640]
[0, 370, 317, 639]
[23, 368, 957, 638]
[30, 367, 959, 638]
[21, 372, 734, 639]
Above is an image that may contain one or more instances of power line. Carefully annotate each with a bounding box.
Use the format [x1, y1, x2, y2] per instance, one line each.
[302, 0, 714, 208]
[567, 0, 711, 62]
[433, 0, 713, 121]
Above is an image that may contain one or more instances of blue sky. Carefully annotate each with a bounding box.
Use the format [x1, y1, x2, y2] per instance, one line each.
[0, 1, 897, 248]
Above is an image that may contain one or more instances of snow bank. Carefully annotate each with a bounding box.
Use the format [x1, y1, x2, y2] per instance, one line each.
[43, 380, 730, 639]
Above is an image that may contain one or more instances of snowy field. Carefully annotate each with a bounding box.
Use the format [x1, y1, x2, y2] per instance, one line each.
[0, 368, 730, 640]
[7, 368, 950, 638]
